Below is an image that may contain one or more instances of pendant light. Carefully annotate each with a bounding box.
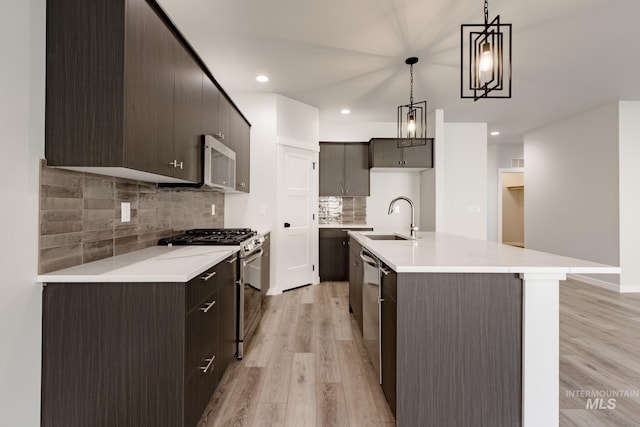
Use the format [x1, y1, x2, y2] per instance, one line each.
[461, 0, 512, 100]
[397, 57, 427, 148]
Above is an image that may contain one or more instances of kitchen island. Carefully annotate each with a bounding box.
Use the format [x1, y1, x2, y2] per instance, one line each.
[348, 231, 619, 427]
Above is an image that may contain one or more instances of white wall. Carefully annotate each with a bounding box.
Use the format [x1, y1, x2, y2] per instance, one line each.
[224, 93, 278, 232]
[226, 93, 320, 290]
[439, 123, 487, 240]
[524, 103, 620, 276]
[487, 143, 524, 242]
[319, 121, 395, 141]
[618, 102, 640, 292]
[0, 0, 45, 424]
[367, 172, 422, 233]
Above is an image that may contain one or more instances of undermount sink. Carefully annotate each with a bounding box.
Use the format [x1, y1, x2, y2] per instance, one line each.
[366, 234, 409, 241]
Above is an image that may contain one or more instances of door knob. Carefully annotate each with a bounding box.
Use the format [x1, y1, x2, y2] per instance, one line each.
[284, 222, 291, 228]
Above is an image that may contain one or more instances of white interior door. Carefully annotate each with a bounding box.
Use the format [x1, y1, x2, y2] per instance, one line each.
[278, 145, 316, 290]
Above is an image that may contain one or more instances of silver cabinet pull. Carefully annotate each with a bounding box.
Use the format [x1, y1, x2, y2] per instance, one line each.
[227, 256, 238, 264]
[239, 182, 246, 187]
[200, 300, 216, 313]
[169, 160, 178, 168]
[199, 355, 216, 373]
[200, 271, 216, 281]
[215, 132, 224, 140]
[380, 266, 391, 276]
[378, 298, 386, 303]
[177, 161, 183, 170]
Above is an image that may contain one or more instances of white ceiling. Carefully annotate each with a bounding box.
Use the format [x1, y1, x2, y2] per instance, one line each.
[156, 0, 640, 143]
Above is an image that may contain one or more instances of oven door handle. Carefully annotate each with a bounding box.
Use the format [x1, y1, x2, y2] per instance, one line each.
[242, 248, 264, 266]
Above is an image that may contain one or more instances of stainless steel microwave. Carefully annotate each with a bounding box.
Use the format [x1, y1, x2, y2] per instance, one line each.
[203, 134, 236, 191]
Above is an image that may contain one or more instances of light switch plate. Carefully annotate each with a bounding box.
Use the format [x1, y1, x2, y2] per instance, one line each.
[121, 202, 131, 222]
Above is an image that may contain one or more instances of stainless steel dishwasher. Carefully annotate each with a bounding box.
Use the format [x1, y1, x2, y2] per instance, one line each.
[360, 248, 382, 383]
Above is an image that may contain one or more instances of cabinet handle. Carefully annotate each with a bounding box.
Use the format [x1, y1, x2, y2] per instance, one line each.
[169, 160, 178, 168]
[200, 271, 216, 281]
[200, 300, 216, 313]
[402, 161, 406, 165]
[227, 256, 238, 264]
[378, 298, 386, 303]
[398, 161, 402, 165]
[199, 355, 216, 373]
[240, 182, 246, 187]
[215, 132, 224, 140]
[341, 189, 344, 194]
[345, 189, 349, 194]
[177, 161, 183, 170]
[380, 266, 391, 276]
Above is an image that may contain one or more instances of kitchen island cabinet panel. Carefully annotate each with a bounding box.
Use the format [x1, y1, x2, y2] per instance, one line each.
[380, 264, 397, 416]
[396, 273, 522, 427]
[348, 237, 364, 331]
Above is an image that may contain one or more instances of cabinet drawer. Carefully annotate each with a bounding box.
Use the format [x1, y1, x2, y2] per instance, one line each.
[185, 339, 218, 427]
[186, 265, 219, 313]
[186, 289, 219, 376]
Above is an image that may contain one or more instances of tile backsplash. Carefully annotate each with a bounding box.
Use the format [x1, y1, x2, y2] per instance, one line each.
[39, 162, 224, 274]
[318, 196, 367, 224]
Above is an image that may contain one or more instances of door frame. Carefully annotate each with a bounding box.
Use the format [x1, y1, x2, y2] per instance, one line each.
[497, 167, 525, 245]
[274, 138, 319, 293]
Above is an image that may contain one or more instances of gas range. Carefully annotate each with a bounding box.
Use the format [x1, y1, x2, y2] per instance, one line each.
[158, 228, 257, 246]
[159, 227, 265, 360]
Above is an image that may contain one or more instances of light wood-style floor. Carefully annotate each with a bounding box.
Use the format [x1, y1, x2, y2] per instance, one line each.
[197, 281, 394, 427]
[559, 279, 640, 426]
[197, 279, 640, 427]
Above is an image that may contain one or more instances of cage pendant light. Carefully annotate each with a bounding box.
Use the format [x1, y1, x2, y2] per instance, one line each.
[461, 0, 512, 100]
[397, 57, 427, 148]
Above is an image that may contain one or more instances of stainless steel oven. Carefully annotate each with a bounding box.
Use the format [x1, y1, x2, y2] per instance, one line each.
[237, 235, 264, 359]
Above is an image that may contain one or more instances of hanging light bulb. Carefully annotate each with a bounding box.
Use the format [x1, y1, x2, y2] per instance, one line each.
[479, 43, 492, 71]
[479, 42, 493, 85]
[407, 110, 416, 138]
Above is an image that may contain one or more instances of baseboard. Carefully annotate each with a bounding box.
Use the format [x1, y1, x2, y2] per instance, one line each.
[568, 274, 640, 294]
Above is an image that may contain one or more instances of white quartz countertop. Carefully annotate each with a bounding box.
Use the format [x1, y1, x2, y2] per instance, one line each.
[37, 246, 239, 283]
[349, 231, 620, 274]
[319, 224, 373, 229]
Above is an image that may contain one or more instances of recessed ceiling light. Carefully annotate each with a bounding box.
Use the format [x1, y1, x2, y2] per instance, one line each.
[490, 131, 500, 136]
[256, 75, 269, 83]
[340, 108, 351, 115]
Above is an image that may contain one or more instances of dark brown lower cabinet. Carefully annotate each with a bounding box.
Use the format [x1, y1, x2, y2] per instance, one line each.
[41, 253, 238, 427]
[348, 237, 364, 332]
[320, 228, 372, 282]
[393, 272, 523, 427]
[380, 264, 397, 416]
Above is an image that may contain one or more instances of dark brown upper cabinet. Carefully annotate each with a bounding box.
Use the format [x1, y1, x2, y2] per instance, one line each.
[45, 0, 249, 186]
[230, 109, 251, 192]
[319, 142, 370, 197]
[172, 39, 204, 183]
[369, 138, 434, 169]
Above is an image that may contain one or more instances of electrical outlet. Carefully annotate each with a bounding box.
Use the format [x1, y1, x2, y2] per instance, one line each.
[211, 204, 216, 215]
[394, 205, 400, 213]
[121, 202, 131, 222]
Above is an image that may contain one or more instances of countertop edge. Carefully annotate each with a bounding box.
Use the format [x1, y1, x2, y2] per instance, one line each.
[37, 246, 239, 283]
